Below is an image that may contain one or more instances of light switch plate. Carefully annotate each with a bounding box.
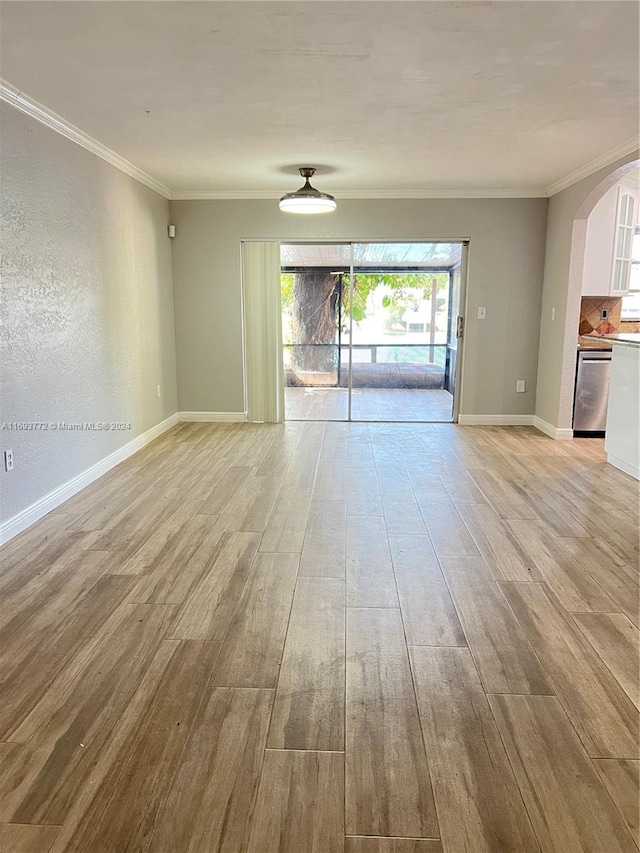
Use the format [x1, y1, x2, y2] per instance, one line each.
[477, 307, 487, 320]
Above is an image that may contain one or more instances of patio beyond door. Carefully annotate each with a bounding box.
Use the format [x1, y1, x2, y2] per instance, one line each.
[281, 242, 466, 422]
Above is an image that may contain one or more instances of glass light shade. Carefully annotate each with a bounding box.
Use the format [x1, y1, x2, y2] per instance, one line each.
[279, 194, 337, 214]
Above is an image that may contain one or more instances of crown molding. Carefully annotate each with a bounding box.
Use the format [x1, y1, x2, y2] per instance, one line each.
[0, 80, 171, 199]
[3, 78, 637, 203]
[544, 136, 640, 197]
[170, 187, 546, 200]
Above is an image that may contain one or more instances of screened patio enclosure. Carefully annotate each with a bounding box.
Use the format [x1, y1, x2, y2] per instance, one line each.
[281, 242, 465, 422]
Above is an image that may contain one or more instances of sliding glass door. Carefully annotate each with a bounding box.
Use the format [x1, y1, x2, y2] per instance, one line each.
[281, 241, 465, 422]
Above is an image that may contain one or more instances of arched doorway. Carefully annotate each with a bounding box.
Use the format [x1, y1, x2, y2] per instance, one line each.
[558, 159, 640, 431]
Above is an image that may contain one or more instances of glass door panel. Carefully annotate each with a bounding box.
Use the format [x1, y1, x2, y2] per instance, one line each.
[281, 243, 350, 421]
[349, 242, 461, 422]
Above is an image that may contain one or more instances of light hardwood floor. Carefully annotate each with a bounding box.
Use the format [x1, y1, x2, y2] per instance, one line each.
[0, 421, 638, 852]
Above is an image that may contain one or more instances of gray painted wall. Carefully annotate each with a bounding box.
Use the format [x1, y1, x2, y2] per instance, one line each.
[170, 197, 548, 416]
[534, 149, 640, 429]
[0, 104, 178, 523]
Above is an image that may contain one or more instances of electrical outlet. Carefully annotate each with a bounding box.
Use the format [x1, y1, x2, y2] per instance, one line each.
[601, 309, 608, 320]
[477, 307, 487, 320]
[157, 385, 161, 398]
[516, 380, 526, 393]
[4, 449, 14, 471]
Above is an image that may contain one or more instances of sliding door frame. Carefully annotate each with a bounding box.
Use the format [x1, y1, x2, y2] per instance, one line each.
[247, 237, 470, 423]
[450, 240, 469, 424]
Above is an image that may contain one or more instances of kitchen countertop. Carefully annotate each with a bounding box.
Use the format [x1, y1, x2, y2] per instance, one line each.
[577, 336, 613, 351]
[582, 333, 640, 348]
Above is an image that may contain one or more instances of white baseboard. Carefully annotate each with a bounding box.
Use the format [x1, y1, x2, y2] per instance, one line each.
[606, 453, 640, 481]
[457, 414, 534, 426]
[0, 413, 179, 546]
[532, 416, 574, 440]
[178, 411, 247, 423]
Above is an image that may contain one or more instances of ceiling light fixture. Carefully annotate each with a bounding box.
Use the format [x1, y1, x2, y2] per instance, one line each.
[279, 167, 337, 214]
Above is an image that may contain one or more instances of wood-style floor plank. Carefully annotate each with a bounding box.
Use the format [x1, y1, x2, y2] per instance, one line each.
[455, 502, 542, 582]
[0, 548, 111, 643]
[346, 608, 438, 838]
[255, 426, 301, 477]
[299, 500, 346, 578]
[558, 537, 639, 626]
[466, 469, 537, 520]
[346, 467, 383, 517]
[147, 687, 273, 853]
[0, 573, 137, 741]
[268, 577, 345, 750]
[114, 503, 214, 577]
[573, 613, 639, 708]
[132, 514, 228, 605]
[346, 839, 443, 852]
[211, 552, 299, 688]
[505, 520, 620, 612]
[45, 639, 181, 853]
[170, 531, 261, 640]
[501, 582, 639, 758]
[246, 750, 344, 853]
[410, 646, 541, 852]
[435, 461, 488, 504]
[346, 517, 398, 608]
[283, 425, 323, 488]
[219, 474, 283, 532]
[314, 453, 347, 502]
[108, 497, 201, 574]
[440, 557, 552, 694]
[260, 484, 313, 553]
[414, 489, 480, 557]
[221, 424, 278, 467]
[379, 482, 427, 535]
[198, 466, 254, 515]
[0, 823, 59, 853]
[0, 604, 177, 824]
[593, 759, 640, 846]
[81, 492, 182, 555]
[388, 534, 466, 647]
[0, 520, 88, 595]
[0, 743, 22, 785]
[54, 640, 220, 853]
[404, 455, 443, 493]
[489, 694, 637, 853]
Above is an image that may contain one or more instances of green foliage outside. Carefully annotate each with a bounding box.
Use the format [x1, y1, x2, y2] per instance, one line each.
[281, 273, 295, 311]
[281, 271, 449, 326]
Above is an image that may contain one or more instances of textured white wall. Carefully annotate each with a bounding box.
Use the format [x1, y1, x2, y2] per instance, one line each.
[0, 104, 178, 523]
[170, 197, 548, 417]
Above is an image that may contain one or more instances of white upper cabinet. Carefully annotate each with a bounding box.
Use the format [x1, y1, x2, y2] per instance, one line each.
[582, 184, 639, 297]
[611, 190, 636, 294]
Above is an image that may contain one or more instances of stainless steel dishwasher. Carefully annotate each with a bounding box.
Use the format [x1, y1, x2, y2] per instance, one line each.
[573, 349, 613, 435]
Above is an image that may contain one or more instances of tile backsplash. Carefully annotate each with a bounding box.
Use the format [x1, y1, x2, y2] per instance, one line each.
[579, 297, 640, 336]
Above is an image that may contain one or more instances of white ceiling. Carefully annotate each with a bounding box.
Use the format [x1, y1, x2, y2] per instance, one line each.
[1, 1, 638, 197]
